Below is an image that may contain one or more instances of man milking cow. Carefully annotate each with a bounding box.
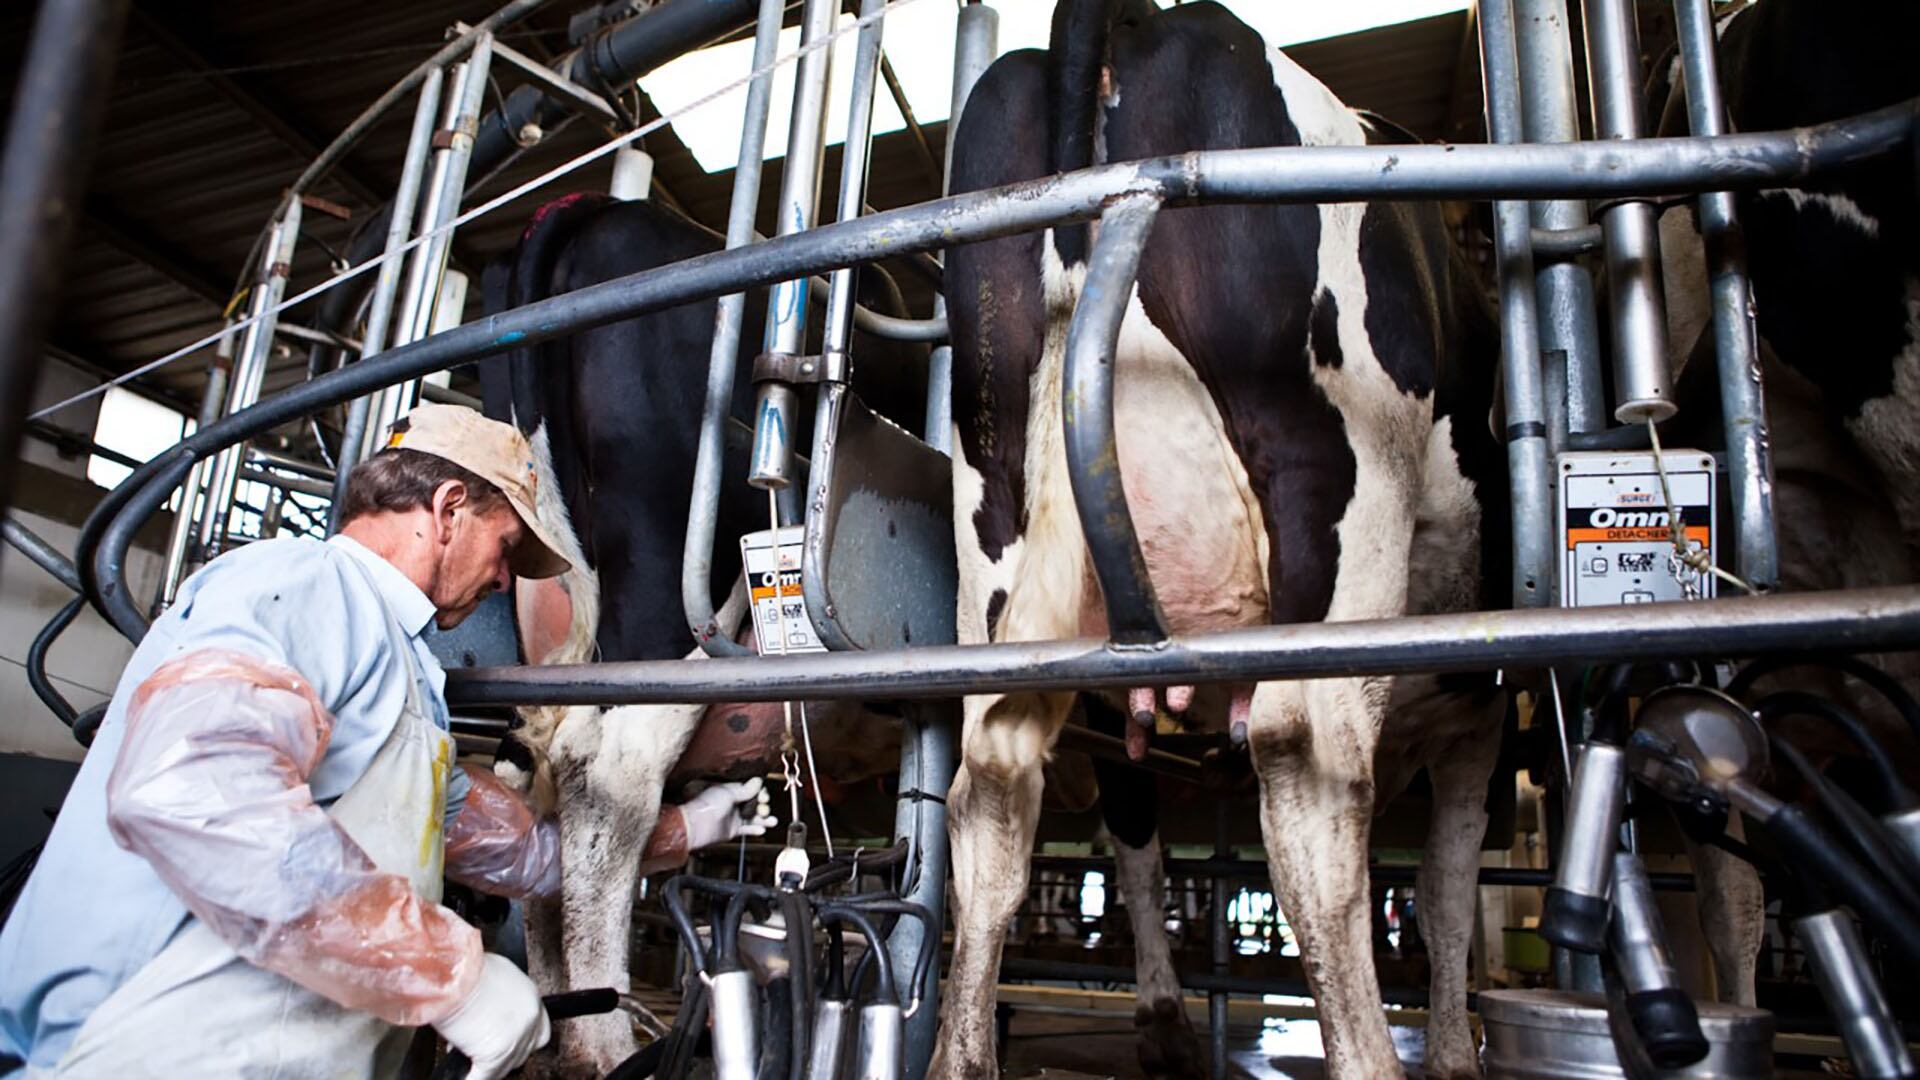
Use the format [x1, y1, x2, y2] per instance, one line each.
[0, 406, 772, 1080]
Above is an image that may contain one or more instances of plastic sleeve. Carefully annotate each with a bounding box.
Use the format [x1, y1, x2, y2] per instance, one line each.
[638, 805, 691, 877]
[445, 765, 562, 900]
[105, 649, 483, 1027]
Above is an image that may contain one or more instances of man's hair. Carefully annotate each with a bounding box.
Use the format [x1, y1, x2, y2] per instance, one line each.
[338, 448, 509, 525]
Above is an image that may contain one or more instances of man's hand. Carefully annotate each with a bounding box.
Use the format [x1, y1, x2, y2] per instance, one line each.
[680, 778, 778, 850]
[432, 954, 550, 1080]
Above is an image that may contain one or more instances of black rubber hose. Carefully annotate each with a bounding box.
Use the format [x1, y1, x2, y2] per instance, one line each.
[716, 888, 754, 971]
[822, 919, 847, 1001]
[26, 595, 83, 727]
[661, 877, 714, 973]
[661, 975, 712, 1080]
[1758, 800, 1920, 968]
[429, 989, 626, 1080]
[1756, 691, 1917, 812]
[756, 976, 792, 1080]
[831, 898, 936, 1010]
[1730, 654, 1920, 747]
[606, 1038, 668, 1080]
[816, 905, 898, 1006]
[780, 890, 812, 1080]
[1769, 734, 1920, 909]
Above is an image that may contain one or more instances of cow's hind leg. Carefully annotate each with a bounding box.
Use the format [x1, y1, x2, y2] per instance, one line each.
[549, 702, 704, 1076]
[1687, 817, 1764, 1006]
[1250, 678, 1403, 1078]
[930, 691, 1073, 1080]
[1416, 721, 1503, 1079]
[1089, 695, 1202, 1078]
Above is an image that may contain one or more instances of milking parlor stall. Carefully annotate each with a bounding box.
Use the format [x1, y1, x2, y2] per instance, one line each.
[4, 0, 1920, 1076]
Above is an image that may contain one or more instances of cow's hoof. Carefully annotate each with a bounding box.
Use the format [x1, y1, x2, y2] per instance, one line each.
[1135, 998, 1205, 1079]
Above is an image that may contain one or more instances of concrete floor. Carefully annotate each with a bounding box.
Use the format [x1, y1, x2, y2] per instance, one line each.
[1001, 1011, 1425, 1080]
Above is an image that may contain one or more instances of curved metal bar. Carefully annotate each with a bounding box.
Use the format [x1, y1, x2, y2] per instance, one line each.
[75, 101, 1920, 640]
[850, 305, 946, 343]
[1063, 194, 1166, 646]
[442, 585, 1920, 708]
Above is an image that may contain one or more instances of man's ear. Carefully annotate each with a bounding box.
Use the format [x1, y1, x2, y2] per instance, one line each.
[430, 479, 468, 543]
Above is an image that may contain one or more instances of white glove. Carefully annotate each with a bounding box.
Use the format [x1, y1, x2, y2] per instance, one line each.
[681, 777, 778, 850]
[432, 954, 551, 1080]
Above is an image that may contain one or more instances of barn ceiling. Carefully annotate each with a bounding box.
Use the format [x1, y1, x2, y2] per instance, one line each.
[1, 0, 1502, 453]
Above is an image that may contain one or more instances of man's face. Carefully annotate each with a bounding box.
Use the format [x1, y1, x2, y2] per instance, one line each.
[430, 487, 522, 629]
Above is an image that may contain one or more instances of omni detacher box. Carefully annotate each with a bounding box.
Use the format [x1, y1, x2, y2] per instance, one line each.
[1557, 450, 1718, 607]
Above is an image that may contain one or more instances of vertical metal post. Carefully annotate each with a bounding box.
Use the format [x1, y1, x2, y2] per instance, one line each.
[804, 0, 887, 559]
[330, 65, 446, 529]
[198, 198, 301, 556]
[890, 14, 995, 1073]
[923, 1, 999, 456]
[1209, 801, 1231, 1080]
[747, 0, 837, 491]
[1671, 0, 1776, 591]
[1514, 0, 1607, 438]
[684, 0, 785, 657]
[817, 0, 886, 373]
[160, 326, 236, 605]
[888, 705, 955, 1080]
[1583, 0, 1675, 423]
[368, 34, 495, 452]
[0, 0, 130, 526]
[1479, 0, 1554, 610]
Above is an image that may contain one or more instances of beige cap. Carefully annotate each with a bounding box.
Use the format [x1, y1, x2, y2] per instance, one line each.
[383, 404, 573, 579]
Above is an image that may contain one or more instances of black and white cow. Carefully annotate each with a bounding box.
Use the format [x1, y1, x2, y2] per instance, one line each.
[935, 3, 1508, 1077]
[1657, 0, 1920, 545]
[479, 194, 925, 1075]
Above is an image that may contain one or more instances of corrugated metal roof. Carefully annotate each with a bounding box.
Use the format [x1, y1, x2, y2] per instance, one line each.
[3, 0, 1485, 442]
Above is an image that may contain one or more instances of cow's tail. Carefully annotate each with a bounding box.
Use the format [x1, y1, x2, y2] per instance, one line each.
[1045, 0, 1151, 264]
[494, 419, 599, 815]
[481, 194, 613, 812]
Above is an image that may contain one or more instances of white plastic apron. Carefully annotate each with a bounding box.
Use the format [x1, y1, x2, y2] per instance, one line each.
[48, 571, 453, 1080]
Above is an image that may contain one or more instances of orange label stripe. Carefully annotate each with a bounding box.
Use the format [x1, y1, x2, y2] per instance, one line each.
[1566, 525, 1710, 550]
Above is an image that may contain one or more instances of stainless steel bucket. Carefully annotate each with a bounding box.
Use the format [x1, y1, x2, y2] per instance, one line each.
[1480, 989, 1774, 1078]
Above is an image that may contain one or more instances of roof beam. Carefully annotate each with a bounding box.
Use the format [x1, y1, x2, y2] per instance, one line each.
[84, 200, 234, 308]
[129, 6, 388, 210]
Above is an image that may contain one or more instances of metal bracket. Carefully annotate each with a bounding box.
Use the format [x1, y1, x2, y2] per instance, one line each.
[752, 350, 849, 386]
[457, 20, 619, 123]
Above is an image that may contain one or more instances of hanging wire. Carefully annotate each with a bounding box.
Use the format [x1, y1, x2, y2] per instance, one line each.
[33, 0, 933, 422]
[765, 487, 836, 858]
[1647, 418, 1755, 596]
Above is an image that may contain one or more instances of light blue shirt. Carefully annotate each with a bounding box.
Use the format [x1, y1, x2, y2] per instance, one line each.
[0, 535, 468, 1070]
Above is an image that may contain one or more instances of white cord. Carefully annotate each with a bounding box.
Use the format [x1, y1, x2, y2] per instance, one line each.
[33, 0, 931, 422]
[766, 487, 835, 858]
[1646, 419, 1755, 595]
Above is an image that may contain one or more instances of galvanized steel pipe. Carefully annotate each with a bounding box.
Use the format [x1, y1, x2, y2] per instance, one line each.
[1480, 0, 1556, 609]
[74, 102, 1920, 641]
[198, 199, 301, 558]
[439, 586, 1920, 708]
[1515, 0, 1607, 438]
[330, 65, 447, 529]
[1671, 0, 1777, 591]
[1584, 0, 1676, 423]
[684, 0, 785, 657]
[749, 0, 838, 492]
